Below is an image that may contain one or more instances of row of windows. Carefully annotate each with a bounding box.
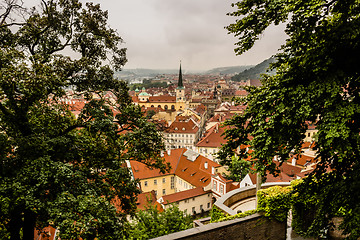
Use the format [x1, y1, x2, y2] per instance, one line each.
[168, 134, 193, 138]
[166, 139, 193, 144]
[213, 180, 225, 195]
[143, 177, 166, 187]
[199, 148, 217, 154]
[152, 189, 166, 196]
[178, 178, 192, 190]
[183, 202, 211, 215]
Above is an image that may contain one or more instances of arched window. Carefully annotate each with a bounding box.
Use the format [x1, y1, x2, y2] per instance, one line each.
[171, 105, 175, 110]
[164, 105, 168, 110]
[158, 105, 161, 108]
[151, 105, 154, 108]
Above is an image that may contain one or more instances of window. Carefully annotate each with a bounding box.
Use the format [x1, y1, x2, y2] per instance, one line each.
[171, 176, 175, 189]
[185, 199, 189, 203]
[154, 190, 157, 195]
[144, 181, 148, 187]
[192, 197, 195, 201]
[162, 178, 166, 183]
[162, 189, 166, 195]
[192, 207, 196, 214]
[154, 179, 157, 185]
[213, 181, 217, 191]
[220, 184, 224, 194]
[207, 202, 210, 208]
[200, 205, 203, 211]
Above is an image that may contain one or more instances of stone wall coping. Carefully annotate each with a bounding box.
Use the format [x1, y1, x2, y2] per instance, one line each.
[214, 182, 291, 215]
[151, 213, 263, 240]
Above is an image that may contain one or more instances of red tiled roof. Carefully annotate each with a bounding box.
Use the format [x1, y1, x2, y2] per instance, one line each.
[196, 123, 228, 148]
[161, 187, 210, 204]
[130, 148, 222, 189]
[136, 191, 163, 212]
[235, 90, 248, 96]
[165, 117, 199, 134]
[287, 154, 316, 166]
[148, 95, 176, 103]
[175, 150, 220, 188]
[130, 149, 183, 179]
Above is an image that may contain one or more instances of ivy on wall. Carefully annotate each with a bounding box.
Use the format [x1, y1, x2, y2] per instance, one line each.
[257, 185, 292, 222]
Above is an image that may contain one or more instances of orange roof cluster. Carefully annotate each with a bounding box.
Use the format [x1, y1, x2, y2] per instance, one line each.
[196, 123, 228, 148]
[288, 154, 316, 167]
[136, 191, 163, 212]
[208, 113, 235, 123]
[165, 116, 199, 134]
[175, 150, 220, 188]
[129, 148, 221, 189]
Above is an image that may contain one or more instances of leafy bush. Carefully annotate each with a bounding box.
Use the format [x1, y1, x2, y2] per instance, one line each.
[212, 209, 258, 223]
[128, 204, 192, 240]
[210, 205, 228, 223]
[257, 185, 292, 222]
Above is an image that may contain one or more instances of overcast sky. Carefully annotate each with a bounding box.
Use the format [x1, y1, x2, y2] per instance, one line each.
[25, 0, 288, 71]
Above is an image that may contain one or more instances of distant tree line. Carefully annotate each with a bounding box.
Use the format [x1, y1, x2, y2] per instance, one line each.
[231, 58, 276, 81]
[130, 79, 168, 90]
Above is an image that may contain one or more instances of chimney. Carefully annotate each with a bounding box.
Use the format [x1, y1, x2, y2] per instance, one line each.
[292, 156, 297, 166]
[212, 167, 215, 175]
[167, 149, 171, 156]
[204, 161, 208, 169]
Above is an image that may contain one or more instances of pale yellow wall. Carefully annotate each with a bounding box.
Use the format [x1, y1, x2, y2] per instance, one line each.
[164, 192, 213, 215]
[139, 101, 186, 111]
[196, 146, 219, 162]
[304, 129, 317, 142]
[139, 174, 176, 198]
[152, 111, 178, 122]
[175, 176, 195, 192]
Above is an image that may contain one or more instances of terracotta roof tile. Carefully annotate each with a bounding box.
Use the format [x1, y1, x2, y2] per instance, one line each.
[196, 123, 228, 148]
[136, 191, 163, 212]
[161, 187, 211, 204]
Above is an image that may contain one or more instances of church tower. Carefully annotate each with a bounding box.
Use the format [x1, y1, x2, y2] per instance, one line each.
[176, 61, 185, 103]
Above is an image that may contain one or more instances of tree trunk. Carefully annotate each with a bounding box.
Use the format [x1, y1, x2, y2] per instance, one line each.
[9, 209, 22, 240]
[23, 209, 36, 240]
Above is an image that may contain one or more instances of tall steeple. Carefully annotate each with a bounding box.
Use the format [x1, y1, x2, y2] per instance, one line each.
[178, 61, 184, 89]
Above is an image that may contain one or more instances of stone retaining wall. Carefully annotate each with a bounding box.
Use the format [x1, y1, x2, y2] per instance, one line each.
[151, 213, 286, 240]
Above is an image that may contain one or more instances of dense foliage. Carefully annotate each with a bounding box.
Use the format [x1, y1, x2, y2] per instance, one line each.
[210, 205, 228, 222]
[128, 204, 192, 240]
[220, 0, 360, 238]
[257, 186, 292, 222]
[0, 1, 168, 239]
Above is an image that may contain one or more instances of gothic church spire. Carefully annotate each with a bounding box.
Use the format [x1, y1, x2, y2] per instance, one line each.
[178, 61, 184, 89]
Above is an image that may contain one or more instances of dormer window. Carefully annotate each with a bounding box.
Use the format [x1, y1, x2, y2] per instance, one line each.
[175, 127, 178, 130]
[182, 128, 185, 131]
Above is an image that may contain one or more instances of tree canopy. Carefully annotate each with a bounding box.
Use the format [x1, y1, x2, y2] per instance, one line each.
[220, 0, 360, 238]
[0, 0, 168, 239]
[128, 203, 192, 240]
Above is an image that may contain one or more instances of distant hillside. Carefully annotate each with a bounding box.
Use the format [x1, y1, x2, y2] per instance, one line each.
[204, 65, 253, 75]
[115, 68, 178, 78]
[231, 58, 276, 81]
